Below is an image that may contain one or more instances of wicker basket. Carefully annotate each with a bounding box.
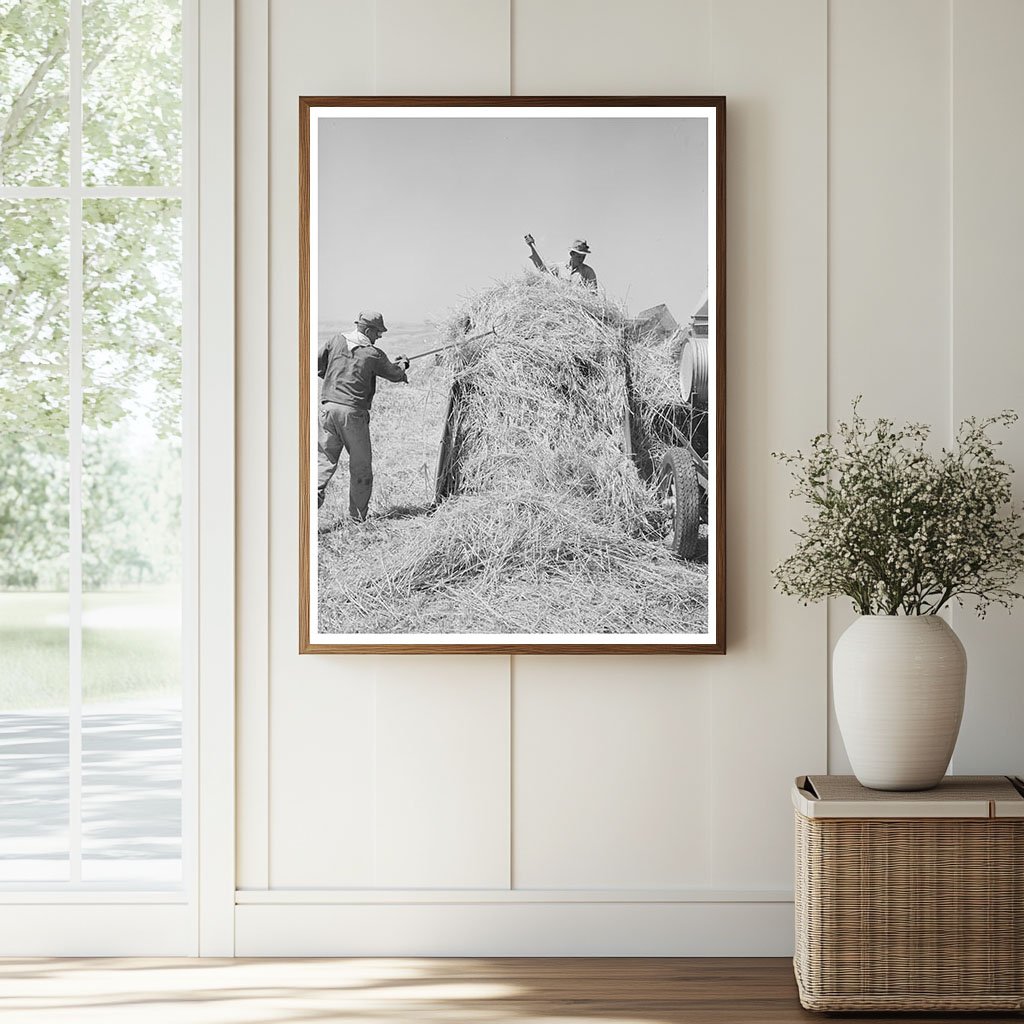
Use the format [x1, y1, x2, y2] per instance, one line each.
[793, 775, 1024, 1012]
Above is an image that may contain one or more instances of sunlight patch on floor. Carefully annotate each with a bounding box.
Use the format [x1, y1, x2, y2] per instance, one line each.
[0, 958, 683, 1024]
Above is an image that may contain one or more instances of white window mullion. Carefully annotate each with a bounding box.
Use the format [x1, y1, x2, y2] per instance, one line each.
[181, 0, 200, 913]
[0, 187, 68, 199]
[68, 0, 83, 885]
[0, 186, 183, 200]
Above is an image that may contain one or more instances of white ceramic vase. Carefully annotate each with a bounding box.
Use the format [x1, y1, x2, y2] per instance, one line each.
[833, 615, 967, 791]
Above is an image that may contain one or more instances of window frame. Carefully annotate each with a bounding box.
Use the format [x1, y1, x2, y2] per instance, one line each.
[0, 0, 236, 956]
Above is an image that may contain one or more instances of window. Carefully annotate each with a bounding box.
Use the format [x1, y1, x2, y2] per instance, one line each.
[0, 0, 192, 889]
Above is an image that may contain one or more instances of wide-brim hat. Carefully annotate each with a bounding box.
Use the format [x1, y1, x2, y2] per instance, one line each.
[355, 310, 388, 333]
[569, 239, 592, 255]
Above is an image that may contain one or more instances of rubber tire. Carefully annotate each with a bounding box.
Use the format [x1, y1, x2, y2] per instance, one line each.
[658, 447, 701, 559]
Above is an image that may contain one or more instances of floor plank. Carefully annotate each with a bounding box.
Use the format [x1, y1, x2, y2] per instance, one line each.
[0, 957, 1019, 1023]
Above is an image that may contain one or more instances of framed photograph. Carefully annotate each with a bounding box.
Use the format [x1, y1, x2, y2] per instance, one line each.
[300, 96, 725, 654]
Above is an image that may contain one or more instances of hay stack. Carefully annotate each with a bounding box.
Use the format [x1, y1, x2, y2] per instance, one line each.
[315, 272, 706, 635]
[327, 491, 708, 635]
[438, 272, 660, 534]
[329, 272, 707, 634]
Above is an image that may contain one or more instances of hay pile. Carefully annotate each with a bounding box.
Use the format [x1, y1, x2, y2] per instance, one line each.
[326, 493, 707, 635]
[624, 313, 687, 475]
[626, 326, 683, 410]
[438, 273, 658, 533]
[366, 493, 670, 596]
[324, 272, 706, 636]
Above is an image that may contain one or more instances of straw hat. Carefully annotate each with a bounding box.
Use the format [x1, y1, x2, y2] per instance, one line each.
[355, 311, 388, 334]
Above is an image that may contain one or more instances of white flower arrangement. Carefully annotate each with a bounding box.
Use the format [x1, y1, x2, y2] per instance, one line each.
[773, 401, 1024, 616]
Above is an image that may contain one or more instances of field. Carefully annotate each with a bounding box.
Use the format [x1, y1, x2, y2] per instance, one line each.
[0, 589, 180, 710]
[316, 282, 708, 637]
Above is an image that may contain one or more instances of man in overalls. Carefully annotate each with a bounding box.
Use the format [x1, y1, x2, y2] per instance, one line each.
[317, 311, 409, 519]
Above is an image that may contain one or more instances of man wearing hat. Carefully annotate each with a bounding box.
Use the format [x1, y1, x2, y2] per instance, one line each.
[317, 311, 410, 520]
[524, 235, 598, 291]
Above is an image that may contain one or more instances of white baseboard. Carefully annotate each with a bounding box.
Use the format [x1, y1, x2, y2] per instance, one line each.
[235, 899, 795, 956]
[0, 904, 196, 956]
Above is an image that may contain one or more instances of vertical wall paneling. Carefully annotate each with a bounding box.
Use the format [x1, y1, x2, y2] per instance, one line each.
[512, 0, 712, 95]
[375, 0, 510, 95]
[827, 0, 952, 772]
[513, 658, 713, 889]
[236, 0, 270, 892]
[370, 0, 514, 890]
[374, 659, 511, 888]
[197, 0, 236, 955]
[828, 0, 950, 427]
[369, 0, 516, 888]
[509, 0, 717, 898]
[950, 0, 1024, 777]
[231, 0, 1024, 954]
[267, 0, 515, 891]
[266, 0, 377, 888]
[270, 672, 378, 886]
[708, 0, 828, 889]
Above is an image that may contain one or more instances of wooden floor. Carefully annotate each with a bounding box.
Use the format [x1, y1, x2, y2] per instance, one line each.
[0, 957, 1020, 1023]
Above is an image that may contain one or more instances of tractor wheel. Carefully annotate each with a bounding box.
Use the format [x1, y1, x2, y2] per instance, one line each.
[658, 447, 701, 559]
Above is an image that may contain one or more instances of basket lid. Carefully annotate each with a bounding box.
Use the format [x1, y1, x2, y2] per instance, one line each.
[793, 775, 1024, 819]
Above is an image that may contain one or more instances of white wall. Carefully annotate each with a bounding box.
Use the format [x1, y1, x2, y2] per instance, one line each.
[233, 0, 1024, 956]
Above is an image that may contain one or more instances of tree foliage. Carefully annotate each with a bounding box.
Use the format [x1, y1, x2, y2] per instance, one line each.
[0, 0, 69, 186]
[1, 0, 182, 589]
[82, 0, 181, 186]
[84, 198, 182, 438]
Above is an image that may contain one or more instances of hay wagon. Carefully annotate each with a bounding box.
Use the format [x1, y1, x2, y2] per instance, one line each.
[433, 295, 710, 561]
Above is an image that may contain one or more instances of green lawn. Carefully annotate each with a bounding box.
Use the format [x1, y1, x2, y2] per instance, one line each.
[0, 589, 180, 710]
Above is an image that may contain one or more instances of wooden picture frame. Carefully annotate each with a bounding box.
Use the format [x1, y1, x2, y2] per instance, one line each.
[300, 96, 726, 654]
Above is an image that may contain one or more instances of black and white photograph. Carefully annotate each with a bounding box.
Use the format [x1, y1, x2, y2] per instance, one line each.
[300, 98, 725, 653]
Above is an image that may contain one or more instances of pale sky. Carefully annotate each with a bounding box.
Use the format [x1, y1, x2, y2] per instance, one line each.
[317, 114, 709, 326]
